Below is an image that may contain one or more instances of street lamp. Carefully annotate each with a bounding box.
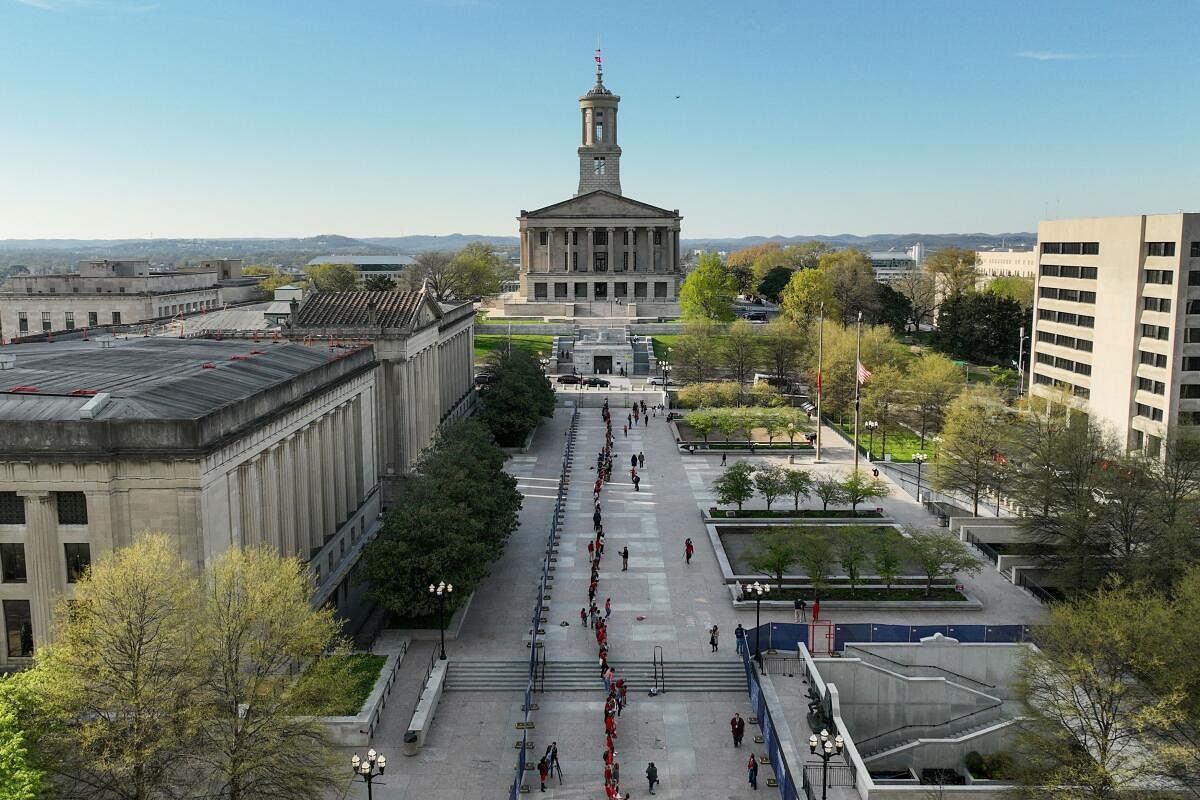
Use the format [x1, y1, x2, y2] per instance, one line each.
[864, 420, 879, 461]
[808, 729, 845, 800]
[351, 748, 386, 800]
[428, 580, 454, 660]
[747, 581, 769, 668]
[913, 452, 928, 503]
[787, 421, 796, 464]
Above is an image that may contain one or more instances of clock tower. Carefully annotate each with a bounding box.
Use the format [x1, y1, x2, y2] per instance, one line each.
[576, 51, 621, 196]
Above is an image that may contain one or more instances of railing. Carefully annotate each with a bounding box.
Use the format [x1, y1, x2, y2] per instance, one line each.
[408, 644, 440, 724]
[852, 701, 1004, 755]
[965, 532, 1001, 566]
[1017, 571, 1059, 604]
[845, 647, 997, 690]
[739, 643, 801, 800]
[760, 655, 804, 677]
[363, 638, 407, 739]
[652, 645, 665, 694]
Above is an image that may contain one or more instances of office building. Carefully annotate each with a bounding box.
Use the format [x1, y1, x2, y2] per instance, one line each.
[869, 251, 917, 283]
[976, 249, 1036, 283]
[306, 255, 417, 284]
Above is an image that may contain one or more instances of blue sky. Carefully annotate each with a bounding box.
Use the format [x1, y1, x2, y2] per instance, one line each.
[1, 0, 1198, 239]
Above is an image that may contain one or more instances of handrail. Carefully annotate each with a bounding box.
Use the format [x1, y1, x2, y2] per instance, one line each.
[854, 700, 1005, 750]
[845, 648, 997, 690]
[652, 645, 664, 694]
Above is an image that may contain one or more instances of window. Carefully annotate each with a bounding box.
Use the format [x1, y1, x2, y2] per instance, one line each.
[1180, 411, 1200, 426]
[1143, 324, 1171, 341]
[594, 230, 608, 246]
[1182, 384, 1200, 399]
[1145, 269, 1174, 285]
[562, 253, 568, 270]
[1141, 350, 1169, 368]
[622, 252, 629, 271]
[1187, 328, 1200, 344]
[594, 253, 607, 272]
[87, 312, 98, 327]
[538, 231, 548, 246]
[1184, 356, 1200, 371]
[0, 493, 24, 525]
[1147, 242, 1176, 257]
[1188, 300, 1200, 314]
[1191, 242, 1200, 258]
[594, 282, 607, 299]
[111, 311, 121, 325]
[653, 231, 662, 245]
[654, 281, 668, 299]
[534, 282, 547, 300]
[1136, 403, 1164, 422]
[634, 282, 647, 299]
[594, 110, 604, 144]
[0, 544, 26, 583]
[554, 282, 567, 299]
[64, 543, 91, 583]
[574, 282, 587, 299]
[1041, 264, 1098, 279]
[17, 312, 28, 333]
[1041, 241, 1099, 255]
[572, 253, 579, 271]
[593, 156, 606, 175]
[1138, 377, 1165, 395]
[56, 492, 88, 525]
[1039, 287, 1095, 303]
[614, 282, 628, 298]
[1143, 297, 1172, 312]
[563, 230, 578, 246]
[64, 312, 74, 330]
[41, 312, 51, 332]
[3, 600, 33, 658]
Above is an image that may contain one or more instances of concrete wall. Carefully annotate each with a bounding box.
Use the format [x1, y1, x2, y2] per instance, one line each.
[842, 643, 1028, 699]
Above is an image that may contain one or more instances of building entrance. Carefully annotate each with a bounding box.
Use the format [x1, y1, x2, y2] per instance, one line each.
[593, 355, 613, 374]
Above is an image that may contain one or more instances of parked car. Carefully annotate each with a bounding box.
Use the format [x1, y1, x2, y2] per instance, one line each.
[473, 371, 495, 386]
[743, 311, 768, 322]
[556, 374, 582, 384]
[647, 376, 676, 386]
[583, 376, 611, 387]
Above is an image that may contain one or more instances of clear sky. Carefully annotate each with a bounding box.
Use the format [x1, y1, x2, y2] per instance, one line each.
[2, 0, 1198, 239]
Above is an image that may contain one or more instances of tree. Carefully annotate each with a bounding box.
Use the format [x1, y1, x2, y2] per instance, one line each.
[925, 247, 977, 296]
[781, 240, 834, 270]
[679, 252, 737, 321]
[805, 318, 909, 418]
[840, 470, 889, 512]
[872, 534, 901, 589]
[448, 242, 505, 298]
[987, 276, 1034, 308]
[762, 318, 803, 384]
[713, 407, 742, 445]
[245, 266, 305, 297]
[363, 274, 396, 291]
[723, 319, 761, 398]
[757, 265, 793, 302]
[820, 248, 879, 325]
[33, 534, 203, 800]
[0, 673, 43, 800]
[934, 386, 1012, 516]
[478, 348, 555, 446]
[673, 319, 723, 383]
[406, 251, 456, 300]
[195, 547, 342, 800]
[713, 461, 756, 512]
[753, 465, 789, 512]
[932, 291, 1029, 367]
[784, 468, 814, 511]
[903, 353, 965, 444]
[813, 475, 847, 512]
[780, 266, 836, 328]
[875, 282, 913, 333]
[726, 242, 781, 273]
[905, 527, 982, 596]
[749, 531, 801, 592]
[797, 529, 834, 596]
[683, 410, 716, 442]
[305, 262, 360, 292]
[862, 363, 905, 460]
[837, 528, 871, 595]
[892, 270, 939, 329]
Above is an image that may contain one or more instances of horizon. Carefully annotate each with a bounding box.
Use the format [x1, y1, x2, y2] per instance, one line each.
[2, 0, 1198, 238]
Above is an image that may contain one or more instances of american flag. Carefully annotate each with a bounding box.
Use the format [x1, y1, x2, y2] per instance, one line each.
[856, 360, 871, 385]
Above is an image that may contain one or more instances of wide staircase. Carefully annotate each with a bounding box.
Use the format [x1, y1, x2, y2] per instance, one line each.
[629, 336, 650, 375]
[445, 658, 745, 692]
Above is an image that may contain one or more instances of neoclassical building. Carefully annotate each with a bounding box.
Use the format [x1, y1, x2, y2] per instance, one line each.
[502, 61, 683, 318]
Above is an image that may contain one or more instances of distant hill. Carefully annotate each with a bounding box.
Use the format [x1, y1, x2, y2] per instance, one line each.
[681, 233, 1036, 252]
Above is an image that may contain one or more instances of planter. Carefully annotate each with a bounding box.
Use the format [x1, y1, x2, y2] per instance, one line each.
[319, 648, 404, 747]
[706, 507, 885, 521]
[390, 591, 476, 642]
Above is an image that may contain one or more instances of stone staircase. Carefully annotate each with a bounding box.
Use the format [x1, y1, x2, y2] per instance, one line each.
[859, 714, 1014, 763]
[445, 658, 746, 692]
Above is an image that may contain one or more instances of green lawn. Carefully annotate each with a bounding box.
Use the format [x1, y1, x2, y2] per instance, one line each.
[755, 586, 967, 602]
[474, 334, 555, 362]
[293, 653, 387, 716]
[836, 422, 930, 463]
[477, 317, 555, 325]
[709, 509, 883, 519]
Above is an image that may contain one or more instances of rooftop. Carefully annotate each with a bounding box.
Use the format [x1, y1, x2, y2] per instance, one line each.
[305, 255, 416, 267]
[293, 290, 429, 329]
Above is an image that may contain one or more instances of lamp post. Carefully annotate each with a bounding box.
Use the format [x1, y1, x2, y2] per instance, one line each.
[864, 420, 879, 462]
[428, 580, 454, 660]
[808, 729, 844, 800]
[787, 422, 796, 464]
[351, 749, 386, 800]
[913, 452, 928, 503]
[748, 581, 769, 668]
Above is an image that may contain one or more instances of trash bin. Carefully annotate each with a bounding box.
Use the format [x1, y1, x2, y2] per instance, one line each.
[403, 730, 419, 756]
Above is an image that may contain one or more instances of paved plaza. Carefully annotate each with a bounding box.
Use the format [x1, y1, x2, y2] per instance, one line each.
[345, 401, 1045, 799]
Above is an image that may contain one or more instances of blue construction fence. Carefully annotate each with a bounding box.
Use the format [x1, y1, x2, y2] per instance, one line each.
[509, 410, 579, 800]
[742, 622, 1034, 657]
[739, 643, 800, 800]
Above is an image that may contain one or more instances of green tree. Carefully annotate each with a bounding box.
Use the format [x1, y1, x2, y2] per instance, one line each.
[932, 290, 1030, 366]
[673, 318, 723, 383]
[749, 531, 801, 591]
[837, 528, 870, 595]
[820, 248, 880, 325]
[723, 319, 761, 398]
[195, 546, 342, 800]
[0, 673, 43, 800]
[934, 385, 1012, 516]
[679, 252, 737, 321]
[757, 265, 793, 302]
[987, 275, 1034, 308]
[902, 353, 965, 444]
[805, 318, 910, 418]
[905, 527, 982, 596]
[448, 242, 506, 298]
[925, 247, 978, 296]
[363, 273, 396, 291]
[813, 475, 847, 511]
[784, 468, 814, 510]
[749, 381, 784, 408]
[245, 266, 305, 297]
[797, 529, 834, 596]
[713, 407, 742, 445]
[683, 409, 716, 442]
[840, 470, 889, 512]
[753, 465, 789, 511]
[781, 240, 834, 270]
[874, 282, 913, 333]
[305, 262, 360, 291]
[872, 534, 901, 589]
[478, 348, 555, 446]
[762, 318, 803, 384]
[862, 363, 905, 460]
[780, 267, 836, 328]
[892, 269, 938, 329]
[713, 461, 756, 512]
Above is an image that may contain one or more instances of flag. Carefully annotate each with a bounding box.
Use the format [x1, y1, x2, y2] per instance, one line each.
[857, 360, 872, 385]
[816, 371, 822, 395]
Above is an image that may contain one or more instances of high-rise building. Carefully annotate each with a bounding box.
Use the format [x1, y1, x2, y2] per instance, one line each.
[1028, 213, 1200, 454]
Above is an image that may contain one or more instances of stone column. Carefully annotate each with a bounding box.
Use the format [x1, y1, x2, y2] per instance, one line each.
[606, 226, 616, 275]
[646, 226, 656, 270]
[566, 228, 574, 272]
[244, 457, 262, 546]
[321, 415, 336, 537]
[332, 407, 348, 526]
[625, 227, 635, 272]
[17, 491, 58, 649]
[263, 447, 280, 551]
[281, 436, 297, 557]
[586, 227, 595, 273]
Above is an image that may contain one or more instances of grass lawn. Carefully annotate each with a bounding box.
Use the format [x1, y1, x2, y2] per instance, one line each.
[836, 422, 930, 463]
[651, 335, 682, 360]
[717, 525, 921, 575]
[294, 653, 387, 716]
[709, 509, 884, 519]
[757, 586, 967, 602]
[474, 334, 555, 362]
[477, 317, 555, 325]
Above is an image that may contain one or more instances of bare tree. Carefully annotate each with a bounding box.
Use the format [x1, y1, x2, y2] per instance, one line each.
[406, 251, 455, 300]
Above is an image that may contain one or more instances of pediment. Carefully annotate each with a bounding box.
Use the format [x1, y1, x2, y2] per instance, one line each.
[523, 191, 679, 220]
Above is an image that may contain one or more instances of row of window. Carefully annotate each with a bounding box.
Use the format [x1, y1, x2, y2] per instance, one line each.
[1039, 286, 1096, 303]
[1033, 371, 1090, 399]
[1136, 402, 1165, 422]
[16, 311, 119, 333]
[1137, 376, 1166, 395]
[157, 299, 216, 317]
[1037, 330, 1093, 352]
[1181, 384, 1200, 399]
[1143, 296, 1172, 313]
[25, 284, 132, 295]
[1035, 352, 1092, 375]
[1038, 308, 1095, 328]
[1041, 241, 1100, 255]
[533, 281, 671, 300]
[1142, 324, 1170, 341]
[1145, 269, 1174, 285]
[542, 230, 663, 247]
[1140, 350, 1169, 368]
[1040, 264, 1098, 279]
[0, 542, 91, 584]
[0, 491, 88, 526]
[1147, 242, 1175, 257]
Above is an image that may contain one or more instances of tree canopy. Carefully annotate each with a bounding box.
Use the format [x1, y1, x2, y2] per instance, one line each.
[679, 252, 737, 321]
[305, 262, 360, 292]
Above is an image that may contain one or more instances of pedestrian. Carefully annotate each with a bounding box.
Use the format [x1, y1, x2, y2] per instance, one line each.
[538, 756, 549, 792]
[605, 597, 612, 619]
[721, 452, 727, 466]
[623, 424, 628, 437]
[618, 679, 628, 714]
[685, 538, 694, 565]
[735, 623, 746, 656]
[747, 753, 758, 790]
[794, 597, 807, 623]
[632, 473, 640, 492]
[731, 712, 745, 747]
[812, 598, 820, 622]
[612, 761, 620, 786]
[581, 607, 588, 626]
[593, 506, 602, 532]
[638, 451, 644, 468]
[644, 414, 648, 427]
[628, 413, 633, 427]
[621, 546, 629, 571]
[588, 540, 595, 558]
[710, 624, 720, 653]
[631, 454, 637, 469]
[646, 762, 659, 794]
[605, 712, 616, 737]
[641, 400, 647, 415]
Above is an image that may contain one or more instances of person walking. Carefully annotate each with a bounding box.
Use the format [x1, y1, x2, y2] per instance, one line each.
[721, 452, 727, 466]
[538, 756, 549, 792]
[630, 454, 637, 469]
[604, 597, 612, 619]
[710, 624, 720, 653]
[643, 414, 648, 427]
[593, 506, 602, 532]
[794, 597, 807, 623]
[621, 546, 629, 571]
[646, 762, 659, 795]
[731, 712, 745, 747]
[618, 679, 628, 715]
[588, 540, 595, 559]
[623, 424, 628, 437]
[637, 451, 645, 468]
[747, 753, 759, 790]
[580, 607, 588, 627]
[685, 538, 694, 565]
[632, 473, 640, 492]
[812, 597, 820, 622]
[735, 623, 746, 656]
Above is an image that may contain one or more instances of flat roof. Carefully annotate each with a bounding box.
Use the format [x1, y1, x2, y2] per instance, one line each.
[306, 255, 416, 267]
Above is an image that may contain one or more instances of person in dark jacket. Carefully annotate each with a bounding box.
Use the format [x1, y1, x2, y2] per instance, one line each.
[747, 753, 758, 789]
[646, 762, 659, 794]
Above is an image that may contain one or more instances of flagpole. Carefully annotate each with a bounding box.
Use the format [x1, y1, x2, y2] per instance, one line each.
[853, 311, 863, 472]
[815, 303, 824, 463]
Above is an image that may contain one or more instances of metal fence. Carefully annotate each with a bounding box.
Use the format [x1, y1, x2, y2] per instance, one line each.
[739, 644, 801, 800]
[833, 623, 1033, 652]
[509, 410, 578, 800]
